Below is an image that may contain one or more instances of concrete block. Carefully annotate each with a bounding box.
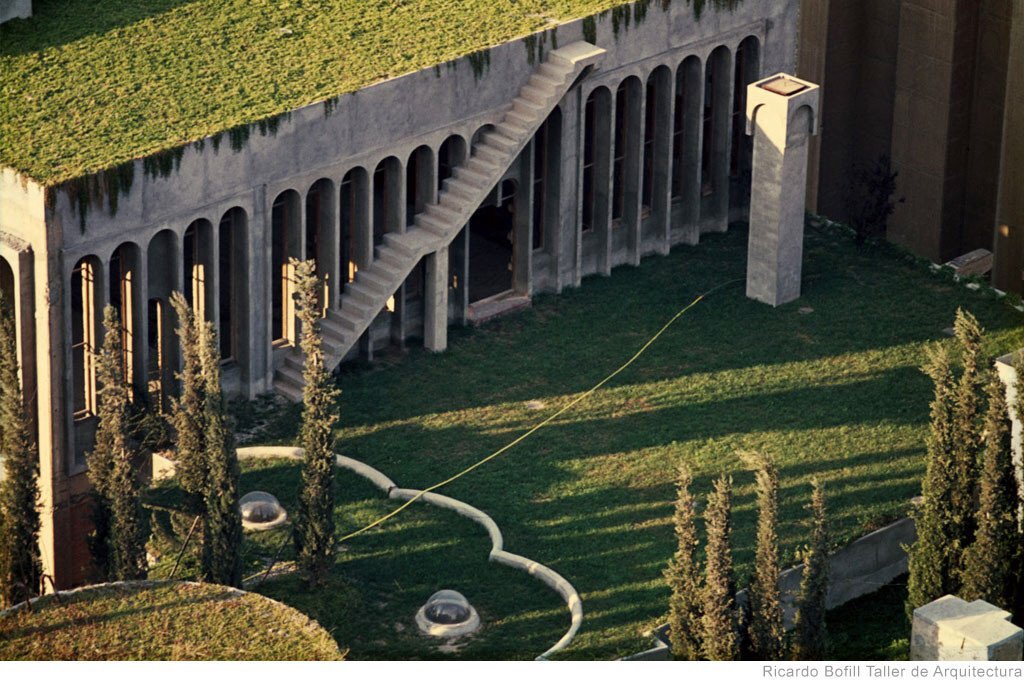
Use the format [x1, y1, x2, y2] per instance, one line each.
[945, 248, 994, 276]
[911, 595, 1024, 661]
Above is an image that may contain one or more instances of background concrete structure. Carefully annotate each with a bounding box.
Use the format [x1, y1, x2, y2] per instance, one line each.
[0, 0, 30, 24]
[911, 596, 1024, 661]
[0, 0, 802, 589]
[744, 74, 819, 306]
[799, 0, 1022, 292]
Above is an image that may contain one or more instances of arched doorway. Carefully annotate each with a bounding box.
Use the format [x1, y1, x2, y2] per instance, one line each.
[271, 189, 301, 345]
[731, 36, 761, 208]
[109, 242, 143, 394]
[147, 229, 179, 411]
[306, 178, 337, 313]
[468, 179, 517, 304]
[218, 207, 249, 370]
[183, 219, 215, 320]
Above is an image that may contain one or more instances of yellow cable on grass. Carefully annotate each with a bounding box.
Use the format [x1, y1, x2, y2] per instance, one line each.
[338, 278, 743, 544]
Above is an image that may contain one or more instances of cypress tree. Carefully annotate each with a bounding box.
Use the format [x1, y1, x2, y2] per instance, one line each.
[0, 296, 42, 607]
[169, 292, 207, 509]
[701, 474, 738, 661]
[949, 309, 984, 562]
[89, 306, 146, 581]
[197, 319, 242, 587]
[792, 479, 829, 661]
[1014, 352, 1024, 623]
[744, 451, 784, 661]
[664, 464, 703, 660]
[906, 342, 958, 615]
[960, 373, 1021, 610]
[291, 259, 340, 588]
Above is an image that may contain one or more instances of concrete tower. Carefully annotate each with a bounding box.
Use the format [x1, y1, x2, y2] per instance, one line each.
[745, 73, 820, 307]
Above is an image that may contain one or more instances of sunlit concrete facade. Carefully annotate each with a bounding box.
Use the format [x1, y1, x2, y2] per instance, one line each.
[0, 1, 800, 588]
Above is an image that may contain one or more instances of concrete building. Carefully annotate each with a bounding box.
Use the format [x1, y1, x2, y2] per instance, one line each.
[799, 0, 1024, 294]
[0, 1, 800, 588]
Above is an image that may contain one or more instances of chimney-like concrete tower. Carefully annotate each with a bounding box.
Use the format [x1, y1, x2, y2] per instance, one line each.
[745, 74, 820, 307]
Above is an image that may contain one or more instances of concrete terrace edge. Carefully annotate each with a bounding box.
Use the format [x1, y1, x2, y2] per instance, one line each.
[236, 446, 584, 660]
[0, 578, 343, 659]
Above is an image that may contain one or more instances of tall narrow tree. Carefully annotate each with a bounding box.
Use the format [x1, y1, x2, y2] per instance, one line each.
[907, 342, 959, 614]
[197, 319, 242, 586]
[89, 306, 146, 580]
[949, 309, 984, 561]
[1014, 351, 1024, 623]
[291, 259, 340, 587]
[792, 480, 829, 661]
[0, 295, 42, 607]
[664, 464, 703, 660]
[169, 292, 207, 509]
[744, 451, 784, 661]
[960, 373, 1021, 610]
[701, 474, 738, 661]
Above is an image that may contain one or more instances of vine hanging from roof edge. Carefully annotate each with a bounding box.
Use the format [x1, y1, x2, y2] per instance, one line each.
[580, 0, 742, 43]
[51, 110, 293, 231]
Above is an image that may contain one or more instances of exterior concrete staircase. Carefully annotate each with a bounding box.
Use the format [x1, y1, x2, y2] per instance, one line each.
[274, 42, 606, 401]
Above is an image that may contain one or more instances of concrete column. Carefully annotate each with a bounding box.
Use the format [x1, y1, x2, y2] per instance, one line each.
[552, 95, 577, 293]
[745, 74, 820, 307]
[911, 595, 1023, 661]
[995, 352, 1024, 510]
[622, 81, 644, 266]
[424, 248, 448, 352]
[255, 185, 273, 394]
[515, 142, 534, 296]
[649, 69, 673, 255]
[600, 92, 615, 276]
[702, 47, 735, 234]
[674, 57, 703, 246]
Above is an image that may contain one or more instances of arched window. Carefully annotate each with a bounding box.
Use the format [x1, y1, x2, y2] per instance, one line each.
[643, 66, 672, 215]
[218, 207, 248, 363]
[582, 87, 611, 234]
[306, 178, 337, 313]
[183, 219, 215, 320]
[373, 157, 402, 249]
[407, 145, 435, 227]
[109, 242, 141, 390]
[532, 107, 562, 251]
[731, 37, 761, 183]
[71, 256, 102, 417]
[340, 167, 369, 290]
[673, 56, 702, 201]
[438, 135, 467, 191]
[702, 46, 732, 201]
[271, 190, 301, 344]
[147, 229, 179, 410]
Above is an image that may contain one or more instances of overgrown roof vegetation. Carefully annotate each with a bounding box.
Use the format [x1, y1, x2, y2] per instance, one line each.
[0, 581, 344, 660]
[0, 0, 712, 186]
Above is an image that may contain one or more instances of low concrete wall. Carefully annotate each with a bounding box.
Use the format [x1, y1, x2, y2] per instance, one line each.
[624, 515, 917, 660]
[236, 446, 583, 660]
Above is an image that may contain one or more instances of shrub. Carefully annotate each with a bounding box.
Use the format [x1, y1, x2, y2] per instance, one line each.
[792, 480, 828, 660]
[291, 259, 340, 588]
[844, 155, 903, 245]
[701, 474, 738, 660]
[664, 464, 703, 660]
[0, 295, 42, 607]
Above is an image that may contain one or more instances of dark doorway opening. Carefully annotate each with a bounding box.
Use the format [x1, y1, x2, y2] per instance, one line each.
[468, 182, 516, 304]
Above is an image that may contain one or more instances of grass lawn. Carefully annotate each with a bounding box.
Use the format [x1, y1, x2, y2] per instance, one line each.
[2, 0, 673, 184]
[0, 581, 343, 660]
[156, 220, 1023, 660]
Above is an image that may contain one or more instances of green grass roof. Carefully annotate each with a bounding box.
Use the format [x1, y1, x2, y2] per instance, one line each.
[1, 0, 652, 186]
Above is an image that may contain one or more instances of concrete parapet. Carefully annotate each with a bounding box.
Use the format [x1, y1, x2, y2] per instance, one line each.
[911, 595, 1023, 661]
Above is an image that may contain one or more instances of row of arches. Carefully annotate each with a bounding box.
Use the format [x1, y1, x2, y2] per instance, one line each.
[582, 37, 760, 251]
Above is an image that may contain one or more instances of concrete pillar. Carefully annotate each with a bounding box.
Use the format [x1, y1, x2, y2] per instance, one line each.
[514, 142, 534, 296]
[745, 74, 820, 307]
[424, 248, 448, 352]
[254, 185, 273, 394]
[995, 352, 1024, 509]
[911, 595, 1023, 661]
[674, 57, 703, 245]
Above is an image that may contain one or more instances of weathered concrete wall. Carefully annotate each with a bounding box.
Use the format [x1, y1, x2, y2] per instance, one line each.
[992, 1, 1024, 295]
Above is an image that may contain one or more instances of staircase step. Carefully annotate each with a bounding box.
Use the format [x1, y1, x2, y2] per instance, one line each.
[521, 84, 551, 105]
[453, 166, 490, 188]
[474, 144, 505, 165]
[275, 362, 305, 387]
[345, 281, 377, 305]
[439, 193, 469, 213]
[441, 178, 477, 201]
[319, 317, 348, 345]
[495, 122, 528, 139]
[355, 270, 391, 293]
[539, 63, 569, 81]
[382, 232, 419, 258]
[528, 73, 561, 91]
[416, 213, 451, 236]
[327, 308, 360, 332]
[466, 157, 498, 174]
[483, 132, 518, 152]
[513, 97, 545, 116]
[427, 203, 463, 223]
[506, 109, 537, 128]
[274, 375, 304, 402]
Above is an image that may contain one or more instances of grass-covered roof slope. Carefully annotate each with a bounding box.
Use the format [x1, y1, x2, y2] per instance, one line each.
[0, 581, 344, 660]
[1, 0, 672, 186]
